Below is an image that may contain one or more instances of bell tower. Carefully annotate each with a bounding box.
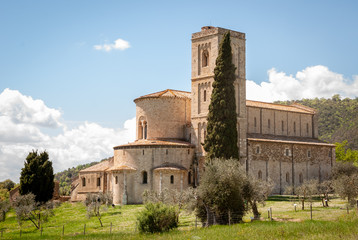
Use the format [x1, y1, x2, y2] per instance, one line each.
[190, 26, 247, 160]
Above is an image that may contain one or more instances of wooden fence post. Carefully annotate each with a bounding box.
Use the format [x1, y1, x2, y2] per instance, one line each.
[310, 204, 312, 220]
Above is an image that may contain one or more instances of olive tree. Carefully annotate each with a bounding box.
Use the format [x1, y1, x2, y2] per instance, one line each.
[85, 192, 114, 227]
[12, 193, 54, 229]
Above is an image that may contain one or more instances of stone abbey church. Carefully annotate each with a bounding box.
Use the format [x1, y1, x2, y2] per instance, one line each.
[71, 27, 335, 204]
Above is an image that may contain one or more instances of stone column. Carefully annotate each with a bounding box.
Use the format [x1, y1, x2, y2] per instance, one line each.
[159, 172, 162, 193]
[180, 173, 183, 192]
[122, 171, 127, 205]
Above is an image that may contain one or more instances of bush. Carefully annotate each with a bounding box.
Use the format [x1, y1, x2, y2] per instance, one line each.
[137, 202, 178, 233]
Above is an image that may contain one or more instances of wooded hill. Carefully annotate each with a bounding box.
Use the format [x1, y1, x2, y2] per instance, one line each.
[276, 95, 358, 150]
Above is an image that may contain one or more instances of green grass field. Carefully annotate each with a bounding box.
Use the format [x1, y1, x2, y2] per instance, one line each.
[1, 196, 358, 239]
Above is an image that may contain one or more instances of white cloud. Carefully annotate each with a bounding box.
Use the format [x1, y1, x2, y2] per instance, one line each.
[94, 38, 130, 52]
[0, 88, 136, 182]
[247, 65, 358, 102]
[0, 88, 62, 128]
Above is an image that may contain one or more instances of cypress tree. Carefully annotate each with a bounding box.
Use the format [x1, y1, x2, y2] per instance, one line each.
[20, 150, 54, 203]
[203, 32, 239, 160]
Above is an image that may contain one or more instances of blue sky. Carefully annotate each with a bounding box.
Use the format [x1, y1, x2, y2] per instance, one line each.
[1, 0, 358, 181]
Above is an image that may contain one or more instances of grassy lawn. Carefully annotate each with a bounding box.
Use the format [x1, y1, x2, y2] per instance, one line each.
[1, 196, 358, 239]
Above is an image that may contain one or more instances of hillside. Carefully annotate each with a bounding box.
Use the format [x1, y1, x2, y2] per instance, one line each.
[276, 95, 358, 149]
[54, 157, 112, 195]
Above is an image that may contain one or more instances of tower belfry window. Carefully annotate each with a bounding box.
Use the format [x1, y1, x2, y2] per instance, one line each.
[202, 50, 209, 67]
[203, 90, 207, 102]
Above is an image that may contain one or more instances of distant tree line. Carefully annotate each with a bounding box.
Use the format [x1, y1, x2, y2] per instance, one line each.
[276, 95, 358, 149]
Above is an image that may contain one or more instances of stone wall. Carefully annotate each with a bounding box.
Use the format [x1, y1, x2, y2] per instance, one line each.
[112, 145, 194, 204]
[247, 140, 335, 194]
[247, 107, 315, 138]
[135, 97, 191, 140]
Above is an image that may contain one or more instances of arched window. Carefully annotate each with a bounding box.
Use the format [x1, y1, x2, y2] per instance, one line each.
[307, 150, 311, 158]
[256, 146, 260, 154]
[203, 90, 207, 102]
[286, 172, 290, 183]
[299, 173, 303, 184]
[170, 175, 174, 184]
[285, 148, 290, 156]
[82, 178, 86, 187]
[115, 176, 118, 184]
[188, 172, 192, 184]
[202, 50, 209, 67]
[142, 171, 148, 184]
[258, 170, 262, 180]
[144, 121, 147, 139]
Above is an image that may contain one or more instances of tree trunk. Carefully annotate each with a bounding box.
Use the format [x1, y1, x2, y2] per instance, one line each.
[251, 201, 260, 220]
[301, 199, 305, 210]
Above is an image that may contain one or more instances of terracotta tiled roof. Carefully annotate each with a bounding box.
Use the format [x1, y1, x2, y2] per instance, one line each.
[152, 162, 187, 171]
[114, 139, 194, 149]
[247, 133, 335, 146]
[134, 89, 191, 102]
[246, 100, 315, 114]
[79, 158, 113, 173]
[107, 165, 137, 172]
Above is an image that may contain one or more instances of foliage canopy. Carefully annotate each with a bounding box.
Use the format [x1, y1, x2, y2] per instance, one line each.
[203, 32, 238, 160]
[20, 150, 54, 203]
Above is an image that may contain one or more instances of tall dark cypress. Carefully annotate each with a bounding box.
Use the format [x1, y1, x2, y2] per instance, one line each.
[20, 150, 54, 203]
[203, 32, 239, 160]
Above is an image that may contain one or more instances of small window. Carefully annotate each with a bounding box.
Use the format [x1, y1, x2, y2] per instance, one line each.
[285, 149, 290, 156]
[258, 170, 262, 180]
[294, 122, 296, 134]
[282, 121, 284, 132]
[307, 150, 311, 158]
[142, 171, 148, 184]
[142, 150, 145, 155]
[254, 117, 257, 128]
[115, 176, 118, 184]
[268, 119, 271, 129]
[256, 146, 260, 154]
[82, 178, 86, 187]
[187, 149, 190, 155]
[188, 172, 192, 184]
[299, 173, 303, 184]
[202, 50, 209, 67]
[170, 175, 174, 184]
[286, 172, 290, 183]
[203, 90, 207, 102]
[166, 149, 168, 155]
[97, 177, 101, 187]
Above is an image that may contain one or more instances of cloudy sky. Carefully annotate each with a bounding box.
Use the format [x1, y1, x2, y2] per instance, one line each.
[1, 1, 358, 182]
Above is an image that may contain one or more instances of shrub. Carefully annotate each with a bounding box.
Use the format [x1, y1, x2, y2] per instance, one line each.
[137, 202, 178, 233]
